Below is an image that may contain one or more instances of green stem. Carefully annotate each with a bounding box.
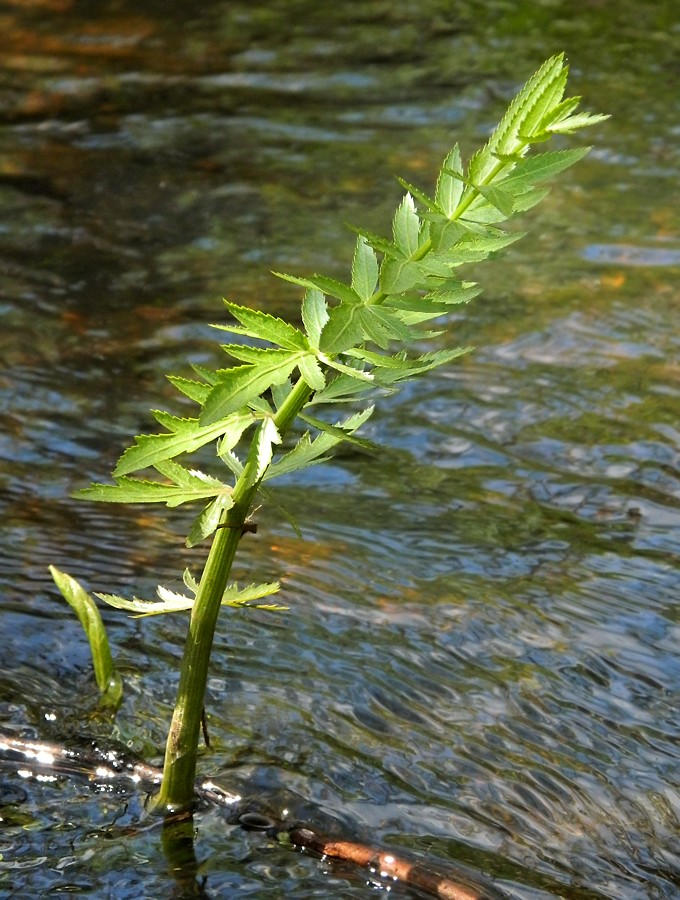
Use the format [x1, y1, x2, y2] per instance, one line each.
[154, 377, 312, 812]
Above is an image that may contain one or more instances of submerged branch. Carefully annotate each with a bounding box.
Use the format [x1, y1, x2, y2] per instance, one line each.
[0, 732, 507, 900]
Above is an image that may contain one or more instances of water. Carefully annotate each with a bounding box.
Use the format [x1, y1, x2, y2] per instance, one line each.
[1, 1, 679, 897]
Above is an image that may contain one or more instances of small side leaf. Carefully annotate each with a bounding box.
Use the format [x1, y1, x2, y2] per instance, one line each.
[49, 566, 123, 708]
[298, 409, 379, 453]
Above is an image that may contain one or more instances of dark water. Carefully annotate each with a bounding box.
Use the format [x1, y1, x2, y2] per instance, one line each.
[1, 2, 679, 897]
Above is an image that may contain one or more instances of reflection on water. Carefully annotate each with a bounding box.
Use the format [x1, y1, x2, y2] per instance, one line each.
[1, 1, 679, 898]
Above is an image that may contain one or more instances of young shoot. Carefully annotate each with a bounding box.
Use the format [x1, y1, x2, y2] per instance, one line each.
[52, 54, 607, 812]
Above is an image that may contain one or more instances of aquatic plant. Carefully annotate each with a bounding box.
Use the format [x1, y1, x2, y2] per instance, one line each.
[51, 55, 606, 813]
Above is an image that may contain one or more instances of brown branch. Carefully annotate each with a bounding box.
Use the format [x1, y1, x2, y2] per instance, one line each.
[289, 827, 507, 900]
[0, 733, 508, 900]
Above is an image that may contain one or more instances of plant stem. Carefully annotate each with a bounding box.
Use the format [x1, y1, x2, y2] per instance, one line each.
[154, 377, 312, 812]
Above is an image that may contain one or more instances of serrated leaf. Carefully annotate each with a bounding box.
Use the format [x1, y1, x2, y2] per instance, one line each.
[351, 236, 379, 302]
[301, 288, 329, 347]
[394, 178, 437, 212]
[200, 354, 303, 426]
[349, 225, 397, 257]
[498, 147, 590, 191]
[437, 231, 524, 265]
[97, 580, 284, 617]
[186, 494, 233, 548]
[298, 353, 326, 391]
[380, 256, 426, 294]
[423, 283, 482, 305]
[309, 371, 375, 403]
[318, 353, 375, 384]
[298, 410, 379, 453]
[509, 186, 551, 213]
[167, 375, 212, 405]
[217, 445, 244, 477]
[115, 411, 254, 477]
[153, 458, 225, 492]
[271, 379, 293, 410]
[214, 300, 307, 350]
[318, 304, 364, 354]
[264, 432, 332, 480]
[220, 344, 288, 364]
[242, 416, 281, 486]
[221, 581, 285, 610]
[274, 271, 360, 305]
[372, 346, 473, 384]
[380, 285, 478, 321]
[435, 145, 465, 217]
[190, 364, 220, 386]
[488, 54, 567, 158]
[546, 112, 609, 134]
[265, 406, 375, 480]
[183, 568, 199, 594]
[74, 473, 235, 507]
[428, 218, 465, 253]
[358, 306, 418, 348]
[475, 184, 517, 216]
[392, 193, 421, 257]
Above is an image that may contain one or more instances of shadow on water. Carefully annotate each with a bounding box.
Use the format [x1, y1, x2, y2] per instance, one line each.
[1, 1, 679, 897]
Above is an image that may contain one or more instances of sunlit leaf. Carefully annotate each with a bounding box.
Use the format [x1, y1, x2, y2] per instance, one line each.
[75, 468, 234, 508]
[97, 580, 284, 617]
[186, 493, 234, 548]
[298, 353, 326, 391]
[200, 354, 303, 425]
[298, 410, 379, 453]
[380, 256, 426, 294]
[358, 306, 418, 348]
[240, 417, 281, 487]
[394, 177, 437, 213]
[274, 271, 360, 305]
[167, 375, 212, 405]
[265, 407, 374, 480]
[301, 288, 329, 348]
[214, 301, 307, 350]
[371, 346, 473, 384]
[318, 304, 364, 354]
[392, 193, 421, 257]
[50, 566, 123, 708]
[114, 411, 254, 477]
[351, 236, 379, 302]
[435, 145, 464, 217]
[349, 225, 397, 257]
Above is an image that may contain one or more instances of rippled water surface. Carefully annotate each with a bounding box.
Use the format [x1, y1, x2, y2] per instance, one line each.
[1, 2, 679, 897]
